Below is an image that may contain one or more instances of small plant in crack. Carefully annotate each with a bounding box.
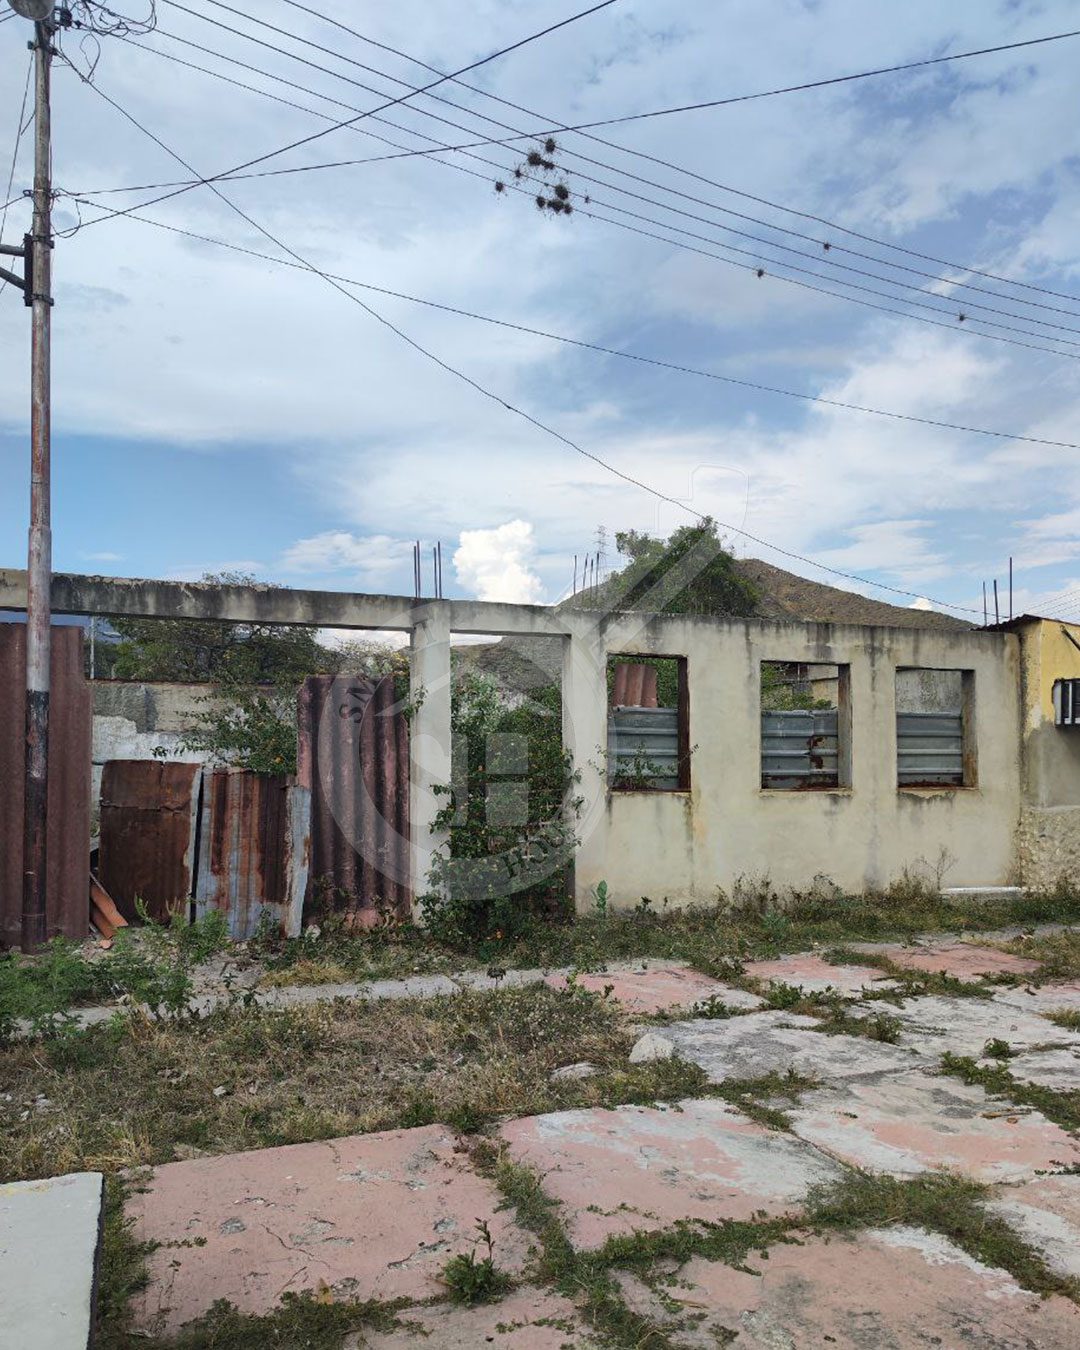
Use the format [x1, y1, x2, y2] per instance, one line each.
[441, 1218, 511, 1305]
[984, 1038, 1014, 1060]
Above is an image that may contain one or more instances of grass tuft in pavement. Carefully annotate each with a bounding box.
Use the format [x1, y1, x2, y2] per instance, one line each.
[939, 1052, 1080, 1133]
[807, 1169, 1080, 1301]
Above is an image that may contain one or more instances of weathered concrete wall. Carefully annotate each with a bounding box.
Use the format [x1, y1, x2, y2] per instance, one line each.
[4, 569, 1032, 910]
[564, 614, 1021, 908]
[1015, 805, 1080, 889]
[91, 682, 210, 801]
[1008, 619, 1080, 886]
[894, 666, 962, 713]
[1015, 620, 1080, 810]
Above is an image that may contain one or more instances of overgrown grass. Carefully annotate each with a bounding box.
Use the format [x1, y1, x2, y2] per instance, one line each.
[822, 946, 1014, 1000]
[0, 984, 712, 1184]
[807, 1170, 1079, 1301]
[0, 909, 230, 1040]
[939, 1053, 1080, 1133]
[1046, 1009, 1080, 1030]
[999, 930, 1080, 981]
[249, 880, 1080, 990]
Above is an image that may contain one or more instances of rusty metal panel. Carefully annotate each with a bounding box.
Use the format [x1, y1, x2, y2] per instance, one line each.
[612, 661, 658, 708]
[298, 674, 410, 921]
[193, 768, 310, 939]
[98, 760, 201, 923]
[0, 624, 92, 947]
[761, 709, 840, 789]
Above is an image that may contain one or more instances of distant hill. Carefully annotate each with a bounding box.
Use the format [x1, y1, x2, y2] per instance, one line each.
[733, 559, 971, 632]
[454, 557, 971, 692]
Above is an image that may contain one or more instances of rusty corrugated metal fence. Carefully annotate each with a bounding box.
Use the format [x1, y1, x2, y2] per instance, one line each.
[99, 760, 201, 923]
[194, 768, 309, 939]
[0, 624, 91, 946]
[297, 674, 410, 921]
[98, 761, 310, 939]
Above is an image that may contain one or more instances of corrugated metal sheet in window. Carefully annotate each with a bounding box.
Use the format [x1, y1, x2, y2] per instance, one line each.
[608, 706, 679, 789]
[761, 709, 838, 789]
[896, 711, 964, 785]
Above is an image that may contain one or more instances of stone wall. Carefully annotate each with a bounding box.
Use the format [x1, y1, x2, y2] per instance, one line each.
[1015, 805, 1080, 889]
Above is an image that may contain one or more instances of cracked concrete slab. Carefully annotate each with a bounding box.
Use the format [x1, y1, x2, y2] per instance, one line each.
[617, 1226, 1080, 1349]
[543, 965, 761, 1014]
[874, 942, 1042, 980]
[788, 1070, 1080, 1180]
[846, 995, 1080, 1058]
[988, 1174, 1080, 1280]
[994, 1045, 1080, 1090]
[349, 1287, 603, 1348]
[127, 1125, 529, 1334]
[744, 953, 896, 996]
[500, 1098, 842, 1249]
[666, 1010, 920, 1082]
[992, 979, 1080, 1015]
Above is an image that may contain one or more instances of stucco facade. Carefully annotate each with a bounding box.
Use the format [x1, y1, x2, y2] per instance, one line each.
[565, 612, 1021, 907]
[1002, 616, 1080, 887]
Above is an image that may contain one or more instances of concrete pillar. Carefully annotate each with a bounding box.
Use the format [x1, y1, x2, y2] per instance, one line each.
[561, 616, 609, 912]
[409, 603, 452, 918]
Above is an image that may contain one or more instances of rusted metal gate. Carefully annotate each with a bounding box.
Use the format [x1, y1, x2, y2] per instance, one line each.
[0, 624, 91, 947]
[297, 674, 410, 921]
[193, 768, 310, 939]
[99, 761, 201, 923]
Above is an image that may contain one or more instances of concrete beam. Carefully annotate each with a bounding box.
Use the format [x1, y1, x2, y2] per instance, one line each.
[0, 570, 572, 636]
[409, 604, 452, 916]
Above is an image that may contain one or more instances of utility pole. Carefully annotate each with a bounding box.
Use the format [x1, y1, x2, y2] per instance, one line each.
[3, 2, 57, 951]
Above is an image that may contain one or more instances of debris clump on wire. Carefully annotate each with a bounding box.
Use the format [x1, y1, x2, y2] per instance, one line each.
[493, 138, 587, 218]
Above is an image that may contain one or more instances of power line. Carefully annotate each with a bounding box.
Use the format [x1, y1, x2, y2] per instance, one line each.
[1030, 587, 1080, 619]
[65, 65, 981, 617]
[66, 196, 1080, 455]
[73, 0, 624, 225]
[80, 12, 1080, 342]
[64, 31, 1080, 358]
[71, 15, 1080, 351]
[0, 55, 32, 298]
[244, 0, 1080, 322]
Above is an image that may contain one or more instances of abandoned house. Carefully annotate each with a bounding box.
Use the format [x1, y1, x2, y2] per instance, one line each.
[1, 567, 1079, 945]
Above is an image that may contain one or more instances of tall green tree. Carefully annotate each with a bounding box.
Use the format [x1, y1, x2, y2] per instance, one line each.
[110, 572, 334, 683]
[597, 518, 758, 617]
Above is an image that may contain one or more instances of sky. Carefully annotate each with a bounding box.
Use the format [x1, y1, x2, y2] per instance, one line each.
[1, 0, 1079, 624]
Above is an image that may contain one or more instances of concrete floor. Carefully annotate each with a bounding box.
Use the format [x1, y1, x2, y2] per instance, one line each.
[127, 938, 1080, 1347]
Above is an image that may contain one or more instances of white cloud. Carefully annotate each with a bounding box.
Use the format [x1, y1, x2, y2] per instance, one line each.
[454, 520, 544, 604]
[280, 532, 409, 579]
[81, 551, 123, 563]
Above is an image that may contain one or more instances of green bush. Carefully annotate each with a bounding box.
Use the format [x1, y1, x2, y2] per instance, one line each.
[421, 674, 581, 950]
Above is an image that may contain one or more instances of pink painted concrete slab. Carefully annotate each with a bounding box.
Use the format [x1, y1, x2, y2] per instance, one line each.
[883, 943, 1042, 979]
[619, 1226, 1080, 1349]
[542, 965, 759, 1013]
[789, 1070, 1080, 1181]
[127, 1125, 529, 1334]
[989, 1174, 1080, 1278]
[353, 1287, 603, 1348]
[744, 953, 895, 995]
[500, 1098, 841, 1249]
